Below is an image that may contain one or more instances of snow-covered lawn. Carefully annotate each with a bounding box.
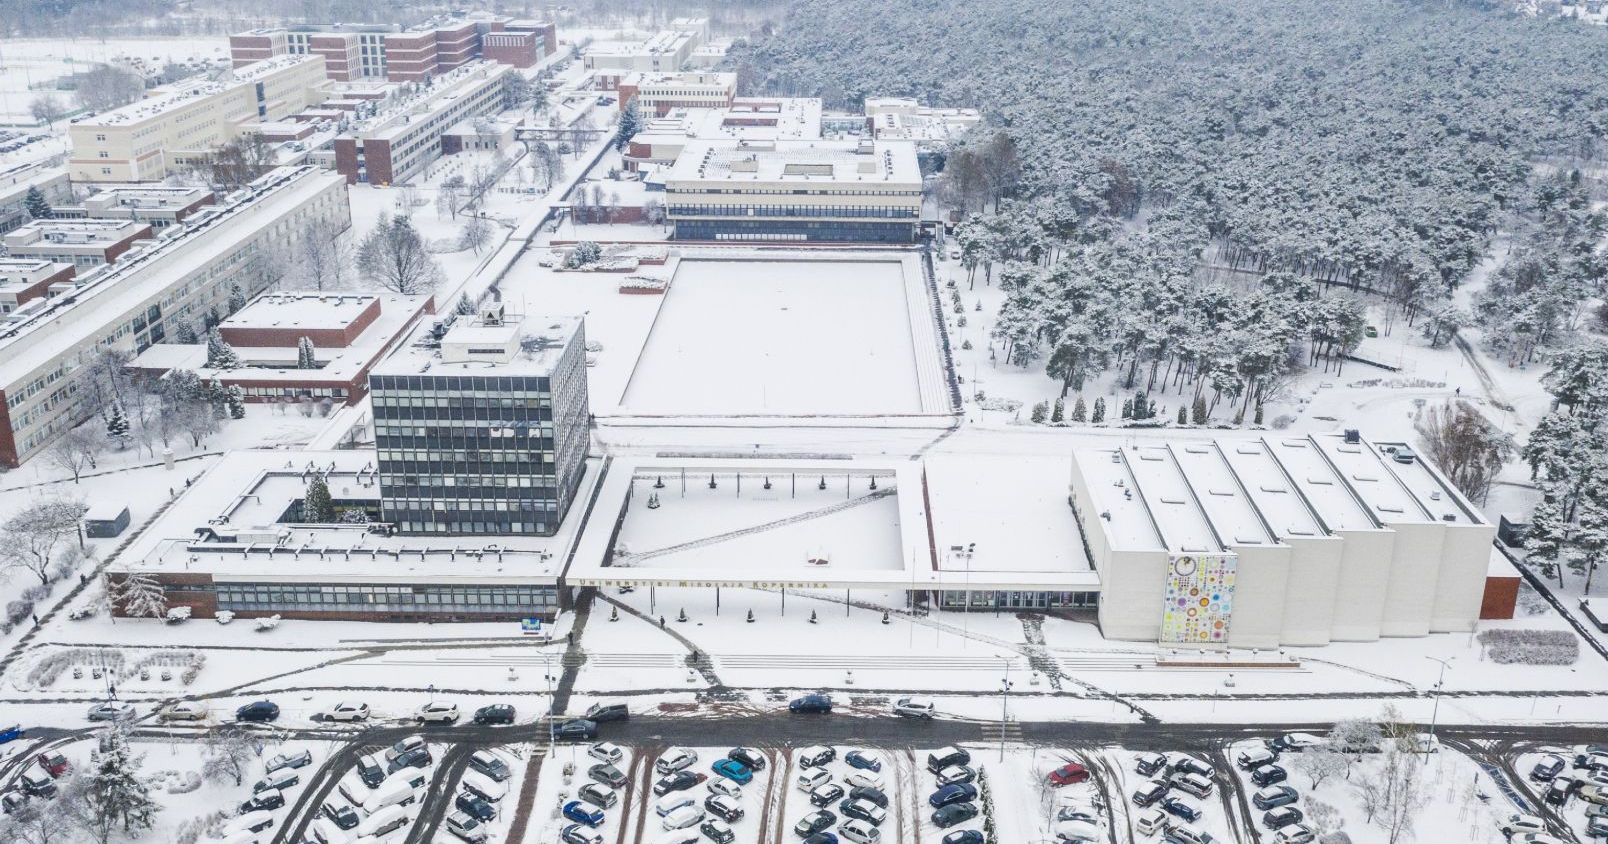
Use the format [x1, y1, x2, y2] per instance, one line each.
[619, 259, 926, 415]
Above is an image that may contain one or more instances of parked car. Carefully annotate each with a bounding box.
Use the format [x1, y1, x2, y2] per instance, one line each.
[1054, 819, 1102, 842]
[578, 782, 618, 809]
[654, 771, 707, 796]
[1586, 816, 1608, 839]
[1545, 778, 1573, 807]
[709, 777, 743, 799]
[1171, 772, 1214, 798]
[794, 810, 836, 836]
[941, 833, 984, 844]
[936, 765, 976, 786]
[86, 702, 135, 722]
[158, 701, 209, 722]
[728, 747, 767, 771]
[704, 793, 744, 822]
[253, 769, 299, 794]
[1272, 827, 1315, 844]
[712, 758, 752, 785]
[468, 750, 511, 782]
[846, 770, 885, 791]
[1134, 807, 1168, 836]
[1134, 752, 1168, 777]
[1582, 784, 1608, 806]
[797, 768, 832, 792]
[385, 735, 425, 762]
[417, 702, 459, 724]
[928, 747, 971, 774]
[551, 719, 598, 741]
[931, 803, 979, 828]
[929, 784, 978, 808]
[589, 742, 625, 765]
[811, 782, 846, 807]
[1251, 765, 1288, 787]
[266, 749, 313, 774]
[1048, 763, 1091, 786]
[841, 798, 887, 826]
[1236, 746, 1279, 770]
[1161, 795, 1202, 823]
[461, 777, 506, 805]
[1253, 785, 1299, 811]
[846, 750, 882, 772]
[321, 801, 360, 830]
[1268, 733, 1325, 753]
[447, 811, 490, 843]
[240, 789, 285, 813]
[799, 746, 837, 768]
[34, 753, 68, 778]
[699, 818, 736, 844]
[585, 702, 630, 723]
[387, 746, 432, 774]
[355, 753, 386, 788]
[851, 786, 889, 809]
[455, 793, 496, 822]
[656, 748, 699, 775]
[893, 698, 935, 718]
[1169, 757, 1216, 779]
[1498, 814, 1547, 836]
[655, 794, 696, 817]
[1132, 778, 1169, 807]
[473, 704, 516, 725]
[318, 701, 369, 722]
[790, 694, 833, 714]
[561, 800, 605, 827]
[1509, 835, 1568, 844]
[1164, 826, 1216, 844]
[839, 819, 882, 844]
[1263, 806, 1305, 829]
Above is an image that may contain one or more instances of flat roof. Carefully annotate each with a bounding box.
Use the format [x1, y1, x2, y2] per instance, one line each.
[372, 314, 581, 378]
[924, 453, 1093, 576]
[0, 167, 345, 388]
[1215, 439, 1326, 540]
[632, 100, 823, 145]
[1261, 436, 1378, 532]
[1123, 445, 1224, 553]
[223, 291, 379, 332]
[1073, 446, 1165, 553]
[1373, 439, 1487, 526]
[1167, 442, 1275, 547]
[664, 138, 921, 186]
[117, 449, 601, 584]
[1311, 433, 1435, 524]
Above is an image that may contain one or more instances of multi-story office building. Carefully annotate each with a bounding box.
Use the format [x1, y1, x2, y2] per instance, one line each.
[66, 55, 327, 182]
[370, 306, 589, 536]
[231, 17, 557, 82]
[0, 167, 349, 467]
[663, 138, 923, 242]
[622, 98, 823, 171]
[56, 185, 215, 230]
[863, 97, 982, 144]
[331, 61, 513, 185]
[1, 219, 152, 268]
[616, 71, 736, 116]
[0, 259, 74, 314]
[0, 167, 72, 235]
[584, 29, 700, 73]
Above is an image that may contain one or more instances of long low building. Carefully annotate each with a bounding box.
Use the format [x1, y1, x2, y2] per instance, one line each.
[332, 61, 514, 185]
[0, 166, 350, 466]
[1069, 432, 1503, 648]
[662, 138, 923, 243]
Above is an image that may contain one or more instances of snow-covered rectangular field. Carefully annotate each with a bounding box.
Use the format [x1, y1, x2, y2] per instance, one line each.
[620, 259, 927, 415]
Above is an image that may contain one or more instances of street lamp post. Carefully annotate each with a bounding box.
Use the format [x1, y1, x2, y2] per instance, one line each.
[1424, 656, 1452, 759]
[999, 657, 1013, 762]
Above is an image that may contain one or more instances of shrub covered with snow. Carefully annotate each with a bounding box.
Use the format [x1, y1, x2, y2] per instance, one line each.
[1477, 629, 1578, 665]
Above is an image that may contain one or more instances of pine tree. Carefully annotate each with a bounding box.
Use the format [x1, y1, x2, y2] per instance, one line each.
[1528, 493, 1569, 587]
[1091, 397, 1106, 424]
[297, 336, 317, 369]
[114, 572, 166, 619]
[1178, 405, 1188, 425]
[173, 321, 198, 345]
[206, 378, 229, 419]
[105, 400, 130, 442]
[614, 99, 643, 150]
[1121, 398, 1134, 419]
[82, 728, 158, 840]
[23, 185, 52, 220]
[1030, 401, 1048, 423]
[226, 385, 246, 420]
[1192, 395, 1208, 425]
[1133, 392, 1149, 419]
[1571, 499, 1608, 594]
[1071, 395, 1087, 422]
[303, 475, 335, 522]
[1051, 397, 1064, 423]
[227, 282, 247, 313]
[204, 328, 241, 369]
[456, 293, 476, 316]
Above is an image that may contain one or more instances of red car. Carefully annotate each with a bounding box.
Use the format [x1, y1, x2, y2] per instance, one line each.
[1047, 763, 1090, 786]
[36, 752, 69, 777]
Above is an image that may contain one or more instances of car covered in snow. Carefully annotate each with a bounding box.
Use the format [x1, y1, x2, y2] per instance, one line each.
[845, 750, 882, 772]
[1252, 785, 1298, 811]
[561, 800, 604, 827]
[794, 810, 836, 836]
[936, 765, 976, 786]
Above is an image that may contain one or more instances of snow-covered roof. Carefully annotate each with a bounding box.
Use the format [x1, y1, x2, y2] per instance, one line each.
[373, 314, 582, 378]
[223, 291, 380, 332]
[1216, 440, 1326, 540]
[1372, 439, 1487, 526]
[1262, 436, 1378, 532]
[924, 453, 1094, 576]
[1167, 442, 1274, 548]
[663, 139, 921, 187]
[1312, 433, 1435, 525]
[1072, 446, 1166, 553]
[1123, 445, 1224, 554]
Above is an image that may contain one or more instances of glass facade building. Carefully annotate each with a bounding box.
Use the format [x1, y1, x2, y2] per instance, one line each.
[370, 322, 589, 536]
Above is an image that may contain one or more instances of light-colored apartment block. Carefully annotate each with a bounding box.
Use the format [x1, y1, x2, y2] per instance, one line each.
[332, 61, 512, 185]
[2, 219, 152, 268]
[616, 71, 736, 116]
[67, 55, 327, 182]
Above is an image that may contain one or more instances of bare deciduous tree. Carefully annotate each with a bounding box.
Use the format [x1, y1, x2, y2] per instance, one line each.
[47, 426, 102, 484]
[1293, 749, 1347, 790]
[74, 64, 144, 113]
[29, 94, 67, 127]
[357, 214, 443, 294]
[0, 498, 88, 585]
[1415, 399, 1516, 503]
[201, 728, 254, 786]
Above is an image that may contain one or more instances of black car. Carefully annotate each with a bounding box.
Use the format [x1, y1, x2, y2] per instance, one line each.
[1263, 806, 1305, 829]
[942, 832, 985, 844]
[802, 834, 837, 844]
[584, 703, 629, 723]
[239, 791, 284, 813]
[810, 783, 845, 807]
[793, 810, 836, 836]
[1251, 765, 1288, 787]
[704, 794, 744, 822]
[589, 763, 628, 788]
[455, 793, 496, 822]
[235, 700, 280, 722]
[789, 694, 832, 714]
[728, 747, 767, 771]
[653, 771, 706, 796]
[1252, 786, 1298, 811]
[356, 755, 386, 788]
[473, 704, 516, 725]
[931, 803, 979, 828]
[841, 799, 884, 825]
[387, 747, 432, 774]
[1531, 755, 1567, 782]
[850, 786, 889, 809]
[322, 802, 360, 830]
[701, 819, 737, 843]
[1161, 796, 1202, 823]
[1132, 779, 1168, 807]
[551, 719, 598, 741]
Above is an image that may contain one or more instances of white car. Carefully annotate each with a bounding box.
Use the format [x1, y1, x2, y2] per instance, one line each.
[319, 701, 370, 722]
[416, 701, 459, 724]
[1509, 835, 1567, 844]
[893, 697, 935, 718]
[385, 735, 425, 762]
[1273, 826, 1317, 844]
[1498, 813, 1546, 836]
[86, 701, 135, 721]
[654, 747, 697, 775]
[589, 742, 624, 764]
[840, 818, 882, 844]
[654, 794, 695, 817]
[708, 777, 742, 799]
[265, 749, 313, 773]
[846, 771, 884, 791]
[660, 804, 704, 830]
[797, 768, 831, 792]
[158, 700, 209, 721]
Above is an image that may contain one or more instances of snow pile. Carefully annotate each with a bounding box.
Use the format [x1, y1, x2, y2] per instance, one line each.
[1477, 628, 1579, 665]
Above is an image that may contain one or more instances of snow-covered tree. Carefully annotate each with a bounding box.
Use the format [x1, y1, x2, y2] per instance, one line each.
[297, 337, 317, 370]
[303, 475, 335, 522]
[104, 400, 130, 446]
[357, 214, 443, 294]
[23, 186, 52, 220]
[225, 385, 246, 420]
[613, 99, 642, 150]
[1414, 400, 1515, 504]
[1293, 749, 1347, 790]
[1, 498, 87, 585]
[204, 328, 241, 370]
[111, 572, 166, 619]
[65, 729, 158, 842]
[201, 729, 254, 786]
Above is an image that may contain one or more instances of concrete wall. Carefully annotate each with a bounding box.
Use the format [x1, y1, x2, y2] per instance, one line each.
[1431, 523, 1499, 631]
[1225, 544, 1290, 649]
[1096, 548, 1169, 641]
[1327, 528, 1395, 641]
[1278, 535, 1345, 645]
[1378, 521, 1445, 637]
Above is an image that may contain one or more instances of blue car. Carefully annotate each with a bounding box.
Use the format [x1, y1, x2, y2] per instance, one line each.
[928, 783, 977, 808]
[801, 834, 839, 844]
[562, 800, 605, 827]
[942, 832, 985, 844]
[790, 694, 832, 713]
[712, 758, 753, 784]
[845, 750, 882, 772]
